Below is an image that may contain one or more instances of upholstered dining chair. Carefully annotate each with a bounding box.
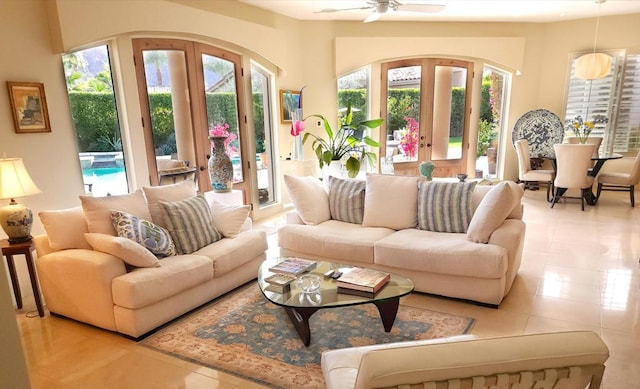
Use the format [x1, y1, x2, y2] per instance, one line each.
[515, 139, 555, 202]
[551, 143, 597, 211]
[596, 150, 640, 207]
[567, 136, 603, 161]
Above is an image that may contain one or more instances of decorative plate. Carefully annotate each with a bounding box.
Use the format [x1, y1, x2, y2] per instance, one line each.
[512, 109, 564, 158]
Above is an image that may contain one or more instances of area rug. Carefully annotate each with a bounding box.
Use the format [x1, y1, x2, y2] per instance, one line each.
[140, 282, 475, 388]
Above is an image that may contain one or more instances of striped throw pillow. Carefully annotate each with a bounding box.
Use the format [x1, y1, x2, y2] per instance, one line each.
[328, 176, 366, 224]
[417, 181, 476, 233]
[159, 195, 222, 254]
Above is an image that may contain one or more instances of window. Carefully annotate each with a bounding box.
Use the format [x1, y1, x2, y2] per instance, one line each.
[62, 45, 129, 196]
[338, 67, 369, 122]
[564, 51, 640, 154]
[251, 63, 276, 206]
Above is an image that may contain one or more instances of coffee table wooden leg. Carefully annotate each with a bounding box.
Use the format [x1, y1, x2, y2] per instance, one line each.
[374, 297, 400, 332]
[284, 307, 319, 347]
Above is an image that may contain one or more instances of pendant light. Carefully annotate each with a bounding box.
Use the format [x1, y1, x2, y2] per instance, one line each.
[575, 0, 612, 80]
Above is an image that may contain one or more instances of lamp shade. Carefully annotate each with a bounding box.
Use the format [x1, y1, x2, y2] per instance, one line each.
[0, 157, 40, 243]
[0, 158, 41, 200]
[575, 53, 612, 80]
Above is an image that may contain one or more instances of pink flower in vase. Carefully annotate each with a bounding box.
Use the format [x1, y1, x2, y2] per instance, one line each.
[290, 120, 305, 136]
[209, 123, 237, 157]
[399, 117, 419, 158]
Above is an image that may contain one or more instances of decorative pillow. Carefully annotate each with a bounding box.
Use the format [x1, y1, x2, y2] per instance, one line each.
[159, 195, 222, 254]
[472, 184, 524, 220]
[111, 210, 176, 257]
[466, 182, 517, 243]
[142, 180, 197, 228]
[362, 174, 425, 230]
[417, 181, 476, 233]
[283, 175, 330, 225]
[84, 233, 160, 268]
[327, 175, 366, 224]
[208, 199, 251, 238]
[80, 190, 151, 236]
[39, 206, 92, 250]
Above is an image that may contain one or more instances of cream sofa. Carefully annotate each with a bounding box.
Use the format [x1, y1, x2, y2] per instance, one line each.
[35, 181, 267, 338]
[278, 174, 526, 306]
[321, 331, 609, 389]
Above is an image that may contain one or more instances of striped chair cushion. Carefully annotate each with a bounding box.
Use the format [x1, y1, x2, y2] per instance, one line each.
[417, 181, 476, 233]
[111, 210, 176, 258]
[159, 195, 222, 254]
[328, 175, 366, 224]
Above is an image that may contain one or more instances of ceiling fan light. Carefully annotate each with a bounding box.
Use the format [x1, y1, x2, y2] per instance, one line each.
[575, 52, 612, 80]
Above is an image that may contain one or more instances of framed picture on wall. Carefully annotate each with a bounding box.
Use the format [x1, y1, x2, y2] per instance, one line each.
[279, 90, 302, 124]
[7, 81, 51, 134]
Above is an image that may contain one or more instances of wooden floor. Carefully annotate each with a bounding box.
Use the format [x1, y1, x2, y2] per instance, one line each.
[15, 189, 640, 388]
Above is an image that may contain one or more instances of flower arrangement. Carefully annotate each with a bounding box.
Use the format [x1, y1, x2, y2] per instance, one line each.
[209, 123, 237, 156]
[284, 87, 305, 136]
[399, 116, 419, 158]
[567, 115, 608, 144]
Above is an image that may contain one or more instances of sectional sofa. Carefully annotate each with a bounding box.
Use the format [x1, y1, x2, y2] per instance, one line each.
[34, 181, 267, 338]
[278, 174, 526, 306]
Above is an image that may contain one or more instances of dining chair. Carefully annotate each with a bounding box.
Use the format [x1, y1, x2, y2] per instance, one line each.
[596, 150, 640, 207]
[567, 136, 603, 160]
[515, 139, 555, 202]
[551, 143, 597, 211]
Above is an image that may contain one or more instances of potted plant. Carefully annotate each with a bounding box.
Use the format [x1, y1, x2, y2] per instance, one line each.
[303, 103, 383, 178]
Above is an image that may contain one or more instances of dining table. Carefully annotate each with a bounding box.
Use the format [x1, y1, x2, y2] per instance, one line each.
[542, 151, 623, 205]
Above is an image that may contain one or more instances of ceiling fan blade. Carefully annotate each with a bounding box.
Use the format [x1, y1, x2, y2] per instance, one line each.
[315, 6, 372, 13]
[364, 12, 381, 23]
[396, 3, 445, 13]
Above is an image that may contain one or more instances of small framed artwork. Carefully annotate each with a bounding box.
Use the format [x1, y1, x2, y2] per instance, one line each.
[279, 90, 302, 124]
[7, 81, 51, 134]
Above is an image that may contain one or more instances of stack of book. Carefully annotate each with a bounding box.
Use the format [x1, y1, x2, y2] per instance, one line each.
[263, 273, 296, 293]
[268, 257, 317, 275]
[336, 267, 390, 298]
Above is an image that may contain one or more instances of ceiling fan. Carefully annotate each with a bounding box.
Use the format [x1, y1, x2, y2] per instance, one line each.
[316, 0, 445, 23]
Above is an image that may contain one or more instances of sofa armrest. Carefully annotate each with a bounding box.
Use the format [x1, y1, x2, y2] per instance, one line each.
[352, 331, 608, 389]
[33, 234, 54, 257]
[36, 249, 127, 331]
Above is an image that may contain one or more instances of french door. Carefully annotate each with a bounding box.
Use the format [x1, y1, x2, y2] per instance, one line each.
[133, 38, 250, 199]
[380, 58, 474, 177]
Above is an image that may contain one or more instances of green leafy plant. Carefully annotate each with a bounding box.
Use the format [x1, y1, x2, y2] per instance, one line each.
[303, 103, 383, 178]
[477, 119, 497, 159]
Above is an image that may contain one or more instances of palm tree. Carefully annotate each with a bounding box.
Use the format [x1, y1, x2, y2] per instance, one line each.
[144, 51, 167, 87]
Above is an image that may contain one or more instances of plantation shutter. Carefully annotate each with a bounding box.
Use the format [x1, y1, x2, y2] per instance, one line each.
[611, 54, 640, 152]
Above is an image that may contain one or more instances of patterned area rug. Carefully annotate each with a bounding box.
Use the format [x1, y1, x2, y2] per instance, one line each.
[140, 282, 475, 388]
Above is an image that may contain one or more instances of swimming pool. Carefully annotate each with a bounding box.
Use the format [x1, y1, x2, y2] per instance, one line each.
[82, 167, 128, 196]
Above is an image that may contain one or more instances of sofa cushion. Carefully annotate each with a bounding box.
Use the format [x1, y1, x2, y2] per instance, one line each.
[207, 199, 251, 238]
[284, 175, 330, 225]
[374, 229, 507, 279]
[362, 174, 424, 230]
[327, 175, 366, 224]
[472, 184, 524, 220]
[142, 180, 196, 227]
[193, 230, 268, 277]
[467, 182, 521, 244]
[278, 220, 396, 264]
[80, 190, 151, 236]
[84, 233, 160, 268]
[39, 206, 92, 250]
[111, 254, 213, 309]
[417, 181, 476, 233]
[159, 195, 222, 255]
[111, 210, 176, 257]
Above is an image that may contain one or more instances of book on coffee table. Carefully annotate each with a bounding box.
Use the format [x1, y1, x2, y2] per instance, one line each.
[268, 257, 317, 275]
[264, 273, 296, 287]
[336, 267, 390, 296]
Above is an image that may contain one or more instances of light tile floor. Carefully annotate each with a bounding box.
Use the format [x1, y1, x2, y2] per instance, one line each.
[15, 188, 640, 388]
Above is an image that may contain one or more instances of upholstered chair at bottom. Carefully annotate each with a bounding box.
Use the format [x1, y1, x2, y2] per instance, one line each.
[514, 139, 555, 202]
[551, 143, 596, 211]
[597, 150, 640, 207]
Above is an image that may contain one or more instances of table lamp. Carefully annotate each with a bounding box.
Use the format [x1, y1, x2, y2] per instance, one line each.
[0, 157, 41, 243]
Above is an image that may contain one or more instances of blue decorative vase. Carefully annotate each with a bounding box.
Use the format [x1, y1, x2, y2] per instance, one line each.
[419, 161, 435, 181]
[208, 136, 233, 193]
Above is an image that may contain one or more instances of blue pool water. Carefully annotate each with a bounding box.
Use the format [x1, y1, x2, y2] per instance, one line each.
[82, 167, 128, 196]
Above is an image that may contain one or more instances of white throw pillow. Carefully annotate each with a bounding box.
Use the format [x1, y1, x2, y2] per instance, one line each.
[283, 175, 330, 225]
[142, 180, 197, 227]
[362, 174, 424, 230]
[84, 233, 160, 268]
[208, 199, 251, 238]
[39, 206, 92, 250]
[80, 190, 151, 236]
[466, 181, 518, 243]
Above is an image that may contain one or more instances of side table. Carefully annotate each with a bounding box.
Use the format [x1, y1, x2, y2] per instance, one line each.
[1, 239, 45, 317]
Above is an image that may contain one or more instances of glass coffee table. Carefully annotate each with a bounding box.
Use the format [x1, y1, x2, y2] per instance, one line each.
[258, 258, 415, 346]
